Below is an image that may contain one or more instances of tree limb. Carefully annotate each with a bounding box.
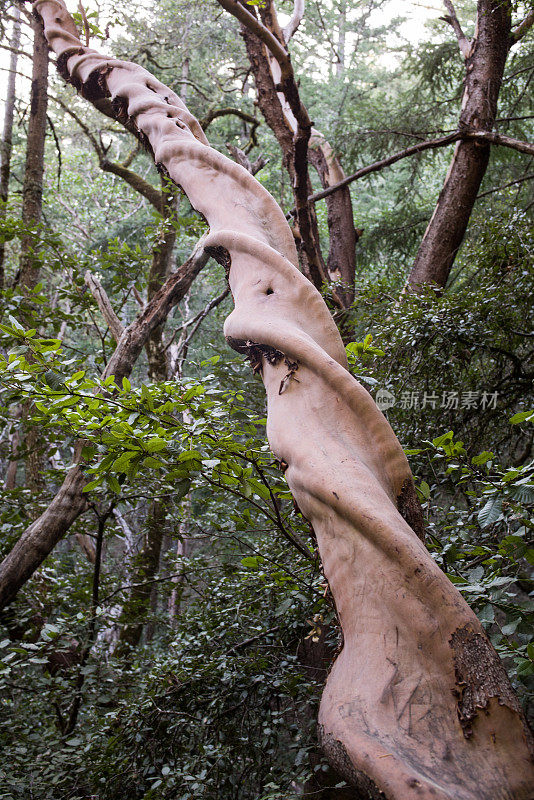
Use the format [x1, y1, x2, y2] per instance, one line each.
[170, 286, 230, 374]
[199, 106, 257, 130]
[216, 0, 290, 72]
[510, 9, 534, 43]
[52, 96, 164, 211]
[84, 271, 125, 342]
[226, 143, 267, 175]
[99, 158, 163, 212]
[441, 0, 472, 59]
[308, 130, 534, 204]
[230, 0, 332, 293]
[475, 171, 534, 200]
[283, 0, 305, 43]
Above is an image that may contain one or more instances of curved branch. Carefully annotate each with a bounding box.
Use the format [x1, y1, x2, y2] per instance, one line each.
[216, 0, 290, 71]
[283, 0, 305, 43]
[99, 158, 163, 211]
[441, 0, 472, 59]
[84, 270, 124, 341]
[52, 95, 164, 210]
[23, 2, 534, 798]
[308, 130, 534, 204]
[510, 9, 534, 44]
[199, 105, 257, 130]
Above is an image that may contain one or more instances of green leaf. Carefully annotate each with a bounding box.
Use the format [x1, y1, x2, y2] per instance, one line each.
[82, 478, 102, 493]
[472, 451, 494, 465]
[418, 481, 430, 500]
[108, 475, 121, 494]
[432, 431, 454, 448]
[111, 451, 136, 472]
[510, 410, 533, 425]
[478, 494, 502, 528]
[145, 437, 167, 453]
[241, 556, 260, 569]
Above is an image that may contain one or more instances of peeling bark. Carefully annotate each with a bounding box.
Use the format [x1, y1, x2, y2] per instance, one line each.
[23, 2, 534, 797]
[407, 0, 512, 289]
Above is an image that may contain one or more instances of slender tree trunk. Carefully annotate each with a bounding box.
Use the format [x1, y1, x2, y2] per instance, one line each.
[336, 0, 346, 77]
[307, 139, 357, 307]
[115, 498, 167, 653]
[4, 408, 21, 489]
[0, 5, 22, 290]
[180, 56, 189, 103]
[15, 11, 50, 495]
[241, 2, 358, 306]
[116, 180, 176, 650]
[145, 179, 176, 381]
[18, 10, 49, 294]
[239, 4, 328, 290]
[407, 0, 511, 289]
[21, 4, 534, 796]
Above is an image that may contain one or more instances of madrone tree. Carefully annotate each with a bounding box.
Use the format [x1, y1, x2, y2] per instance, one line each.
[2, 1, 534, 798]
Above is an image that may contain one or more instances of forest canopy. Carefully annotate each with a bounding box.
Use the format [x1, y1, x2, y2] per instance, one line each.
[0, 0, 533, 798]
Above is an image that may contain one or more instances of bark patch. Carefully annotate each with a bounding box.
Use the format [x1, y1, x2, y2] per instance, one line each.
[318, 728, 386, 799]
[397, 478, 426, 543]
[449, 624, 531, 748]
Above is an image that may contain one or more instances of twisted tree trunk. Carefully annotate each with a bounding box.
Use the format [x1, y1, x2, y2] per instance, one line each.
[25, 2, 534, 797]
[407, 0, 512, 289]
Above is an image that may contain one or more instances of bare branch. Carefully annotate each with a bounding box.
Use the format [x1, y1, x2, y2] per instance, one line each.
[121, 140, 141, 168]
[199, 106, 257, 130]
[510, 9, 534, 43]
[476, 172, 534, 200]
[51, 97, 164, 211]
[216, 0, 291, 73]
[99, 159, 163, 211]
[468, 130, 534, 155]
[283, 0, 305, 43]
[171, 287, 230, 374]
[308, 130, 534, 204]
[84, 271, 125, 342]
[441, 0, 472, 59]
[226, 143, 267, 175]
